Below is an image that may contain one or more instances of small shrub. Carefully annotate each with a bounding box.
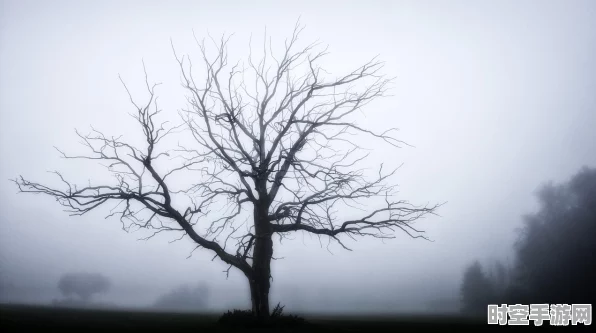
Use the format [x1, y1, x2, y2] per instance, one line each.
[271, 302, 285, 317]
[218, 303, 307, 328]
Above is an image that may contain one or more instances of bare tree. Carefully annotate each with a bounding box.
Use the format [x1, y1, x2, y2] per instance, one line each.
[14, 23, 441, 320]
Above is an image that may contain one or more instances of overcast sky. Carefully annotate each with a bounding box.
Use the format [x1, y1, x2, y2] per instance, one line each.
[1, 0, 595, 313]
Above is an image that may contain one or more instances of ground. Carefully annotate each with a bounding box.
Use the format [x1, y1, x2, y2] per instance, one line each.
[0, 304, 586, 332]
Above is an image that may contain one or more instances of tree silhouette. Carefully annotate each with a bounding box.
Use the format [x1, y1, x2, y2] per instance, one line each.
[460, 261, 493, 315]
[460, 166, 596, 311]
[512, 166, 596, 304]
[14, 23, 440, 319]
[57, 273, 111, 302]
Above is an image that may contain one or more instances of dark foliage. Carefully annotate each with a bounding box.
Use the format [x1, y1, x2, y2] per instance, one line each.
[511, 166, 596, 305]
[460, 166, 596, 312]
[460, 261, 494, 315]
[218, 303, 308, 328]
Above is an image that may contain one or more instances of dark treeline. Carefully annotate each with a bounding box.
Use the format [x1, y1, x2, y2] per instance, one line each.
[460, 166, 596, 314]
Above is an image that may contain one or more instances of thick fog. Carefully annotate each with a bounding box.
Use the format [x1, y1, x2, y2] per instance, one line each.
[1, 0, 595, 315]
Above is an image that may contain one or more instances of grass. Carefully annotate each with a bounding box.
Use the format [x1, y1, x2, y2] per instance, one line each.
[0, 304, 547, 332]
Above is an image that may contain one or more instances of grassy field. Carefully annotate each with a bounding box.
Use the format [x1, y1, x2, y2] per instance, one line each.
[0, 304, 570, 332]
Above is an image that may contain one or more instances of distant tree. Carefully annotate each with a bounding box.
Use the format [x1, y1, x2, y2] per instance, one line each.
[153, 284, 209, 311]
[512, 166, 596, 304]
[486, 259, 511, 304]
[57, 273, 111, 302]
[460, 166, 596, 308]
[460, 261, 494, 315]
[13, 22, 441, 320]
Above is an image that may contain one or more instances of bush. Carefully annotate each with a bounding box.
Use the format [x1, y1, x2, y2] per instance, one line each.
[218, 303, 308, 328]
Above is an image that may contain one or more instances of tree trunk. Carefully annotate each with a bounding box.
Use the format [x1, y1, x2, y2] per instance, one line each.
[250, 199, 274, 320]
[249, 273, 270, 320]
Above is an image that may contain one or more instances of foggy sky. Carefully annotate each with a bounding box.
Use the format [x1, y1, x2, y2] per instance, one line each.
[1, 0, 595, 313]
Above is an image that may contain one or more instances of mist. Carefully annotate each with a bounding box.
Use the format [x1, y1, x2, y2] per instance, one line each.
[1, 0, 595, 321]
